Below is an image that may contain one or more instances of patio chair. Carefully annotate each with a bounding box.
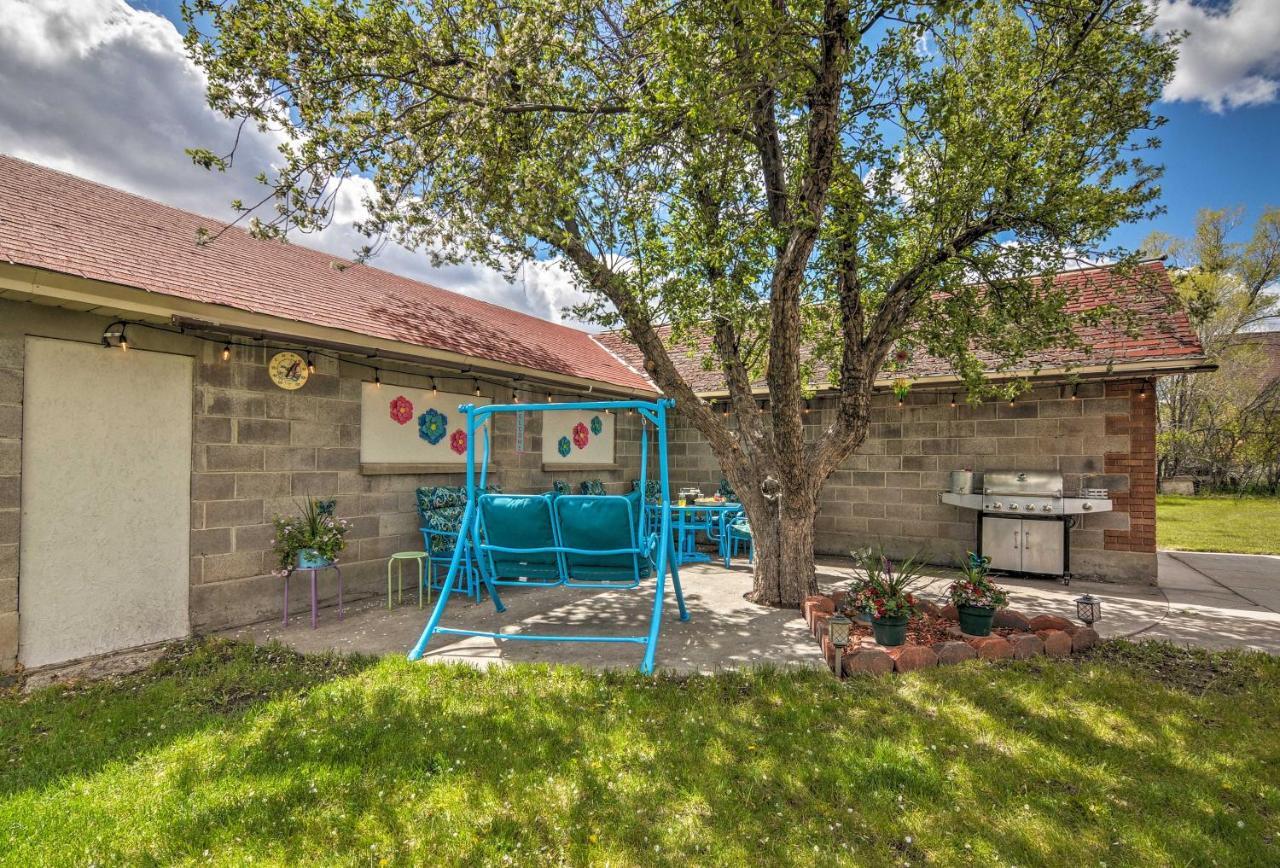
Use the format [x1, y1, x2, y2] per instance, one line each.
[417, 484, 501, 600]
[722, 510, 754, 568]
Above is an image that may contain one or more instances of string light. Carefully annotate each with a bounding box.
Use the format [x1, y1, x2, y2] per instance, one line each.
[949, 393, 956, 408]
[1008, 395, 1017, 407]
[1070, 384, 1079, 400]
[95, 318, 632, 406]
[1138, 382, 1147, 399]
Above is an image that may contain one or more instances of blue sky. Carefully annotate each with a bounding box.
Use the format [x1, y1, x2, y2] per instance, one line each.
[1, 0, 1277, 320]
[1114, 99, 1280, 251]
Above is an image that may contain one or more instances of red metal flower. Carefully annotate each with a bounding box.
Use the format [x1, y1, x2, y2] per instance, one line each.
[449, 428, 467, 455]
[389, 395, 413, 425]
[572, 421, 590, 449]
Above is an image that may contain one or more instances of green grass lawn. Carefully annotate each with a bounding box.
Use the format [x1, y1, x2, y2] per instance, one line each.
[2, 640, 1278, 866]
[1157, 494, 1280, 554]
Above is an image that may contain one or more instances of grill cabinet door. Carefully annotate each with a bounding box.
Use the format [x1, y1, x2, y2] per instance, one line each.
[981, 517, 1023, 572]
[1020, 520, 1064, 575]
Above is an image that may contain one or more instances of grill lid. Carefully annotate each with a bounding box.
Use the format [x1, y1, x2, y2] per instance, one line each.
[982, 470, 1063, 497]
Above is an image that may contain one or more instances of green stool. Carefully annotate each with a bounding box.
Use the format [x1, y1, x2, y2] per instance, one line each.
[387, 552, 431, 609]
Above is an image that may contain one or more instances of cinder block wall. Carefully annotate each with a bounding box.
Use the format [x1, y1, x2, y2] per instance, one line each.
[667, 379, 1159, 583]
[188, 343, 646, 631]
[0, 299, 644, 670]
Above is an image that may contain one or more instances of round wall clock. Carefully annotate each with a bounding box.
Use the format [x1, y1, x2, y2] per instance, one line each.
[268, 351, 309, 390]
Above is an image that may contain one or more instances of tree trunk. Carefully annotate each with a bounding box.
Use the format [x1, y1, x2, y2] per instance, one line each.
[741, 493, 820, 608]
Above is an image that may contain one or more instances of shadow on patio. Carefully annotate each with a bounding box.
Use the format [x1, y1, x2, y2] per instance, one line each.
[221, 554, 1280, 669]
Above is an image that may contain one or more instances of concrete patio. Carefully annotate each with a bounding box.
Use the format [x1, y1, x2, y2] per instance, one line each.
[221, 551, 1280, 670]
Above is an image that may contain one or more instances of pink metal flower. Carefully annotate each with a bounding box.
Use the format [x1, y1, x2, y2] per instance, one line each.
[450, 428, 467, 455]
[572, 421, 590, 449]
[389, 395, 413, 425]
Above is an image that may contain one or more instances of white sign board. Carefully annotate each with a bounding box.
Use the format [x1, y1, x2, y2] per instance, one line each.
[541, 408, 616, 465]
[360, 383, 489, 465]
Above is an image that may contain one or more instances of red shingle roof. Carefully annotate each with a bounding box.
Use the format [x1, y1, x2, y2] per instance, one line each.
[0, 155, 653, 392]
[594, 261, 1206, 393]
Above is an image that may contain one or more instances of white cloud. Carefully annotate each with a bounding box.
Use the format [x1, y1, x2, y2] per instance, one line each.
[0, 0, 589, 323]
[1155, 0, 1280, 112]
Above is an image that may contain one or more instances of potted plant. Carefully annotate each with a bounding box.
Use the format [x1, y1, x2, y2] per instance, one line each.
[948, 553, 1009, 636]
[271, 498, 350, 576]
[842, 547, 925, 646]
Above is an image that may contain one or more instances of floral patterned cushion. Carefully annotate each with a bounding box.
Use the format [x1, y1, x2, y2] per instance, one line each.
[580, 479, 608, 496]
[717, 478, 737, 500]
[551, 480, 570, 495]
[633, 479, 662, 503]
[416, 485, 502, 536]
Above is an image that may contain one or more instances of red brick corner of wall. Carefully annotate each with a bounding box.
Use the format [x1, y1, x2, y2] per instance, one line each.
[1103, 379, 1156, 554]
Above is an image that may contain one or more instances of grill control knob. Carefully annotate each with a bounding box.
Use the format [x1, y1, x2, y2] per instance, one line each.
[1041, 504, 1053, 513]
[991, 502, 1002, 510]
[1081, 502, 1093, 511]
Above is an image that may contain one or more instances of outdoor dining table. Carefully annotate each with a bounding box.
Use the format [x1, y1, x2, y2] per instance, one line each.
[654, 501, 743, 565]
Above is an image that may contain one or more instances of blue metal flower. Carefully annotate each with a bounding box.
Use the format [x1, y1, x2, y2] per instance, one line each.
[418, 408, 448, 445]
[590, 415, 603, 435]
[557, 435, 572, 457]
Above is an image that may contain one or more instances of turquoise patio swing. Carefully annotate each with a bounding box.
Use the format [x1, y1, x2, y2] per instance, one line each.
[407, 397, 689, 674]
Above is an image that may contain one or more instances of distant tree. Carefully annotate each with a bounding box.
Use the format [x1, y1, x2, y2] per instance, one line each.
[186, 0, 1176, 606]
[1145, 207, 1280, 490]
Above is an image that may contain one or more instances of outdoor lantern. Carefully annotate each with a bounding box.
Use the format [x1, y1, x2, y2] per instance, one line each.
[1075, 593, 1102, 626]
[828, 612, 852, 648]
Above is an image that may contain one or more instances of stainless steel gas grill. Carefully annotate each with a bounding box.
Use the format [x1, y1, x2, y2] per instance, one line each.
[939, 470, 1113, 584]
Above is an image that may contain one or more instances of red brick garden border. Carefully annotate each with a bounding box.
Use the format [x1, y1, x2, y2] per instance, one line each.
[804, 594, 1100, 677]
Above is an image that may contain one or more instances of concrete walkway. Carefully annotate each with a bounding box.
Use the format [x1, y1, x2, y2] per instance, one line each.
[221, 551, 1280, 670]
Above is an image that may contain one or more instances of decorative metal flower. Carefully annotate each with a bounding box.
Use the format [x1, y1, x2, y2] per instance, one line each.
[389, 395, 413, 425]
[557, 435, 572, 457]
[418, 408, 447, 444]
[449, 428, 467, 455]
[572, 421, 590, 449]
[590, 415, 603, 435]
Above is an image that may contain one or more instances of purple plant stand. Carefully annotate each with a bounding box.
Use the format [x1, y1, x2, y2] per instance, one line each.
[282, 563, 343, 629]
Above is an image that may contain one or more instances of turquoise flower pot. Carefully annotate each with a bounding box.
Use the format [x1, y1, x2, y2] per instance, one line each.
[296, 548, 330, 569]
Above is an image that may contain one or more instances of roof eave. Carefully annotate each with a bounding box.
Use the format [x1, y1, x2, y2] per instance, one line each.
[689, 356, 1215, 399]
[0, 261, 658, 397]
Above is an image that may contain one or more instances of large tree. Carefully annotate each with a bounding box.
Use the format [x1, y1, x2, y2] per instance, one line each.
[186, 0, 1176, 606]
[1145, 207, 1280, 489]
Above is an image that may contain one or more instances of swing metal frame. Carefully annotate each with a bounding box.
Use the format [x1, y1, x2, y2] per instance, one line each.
[407, 397, 689, 674]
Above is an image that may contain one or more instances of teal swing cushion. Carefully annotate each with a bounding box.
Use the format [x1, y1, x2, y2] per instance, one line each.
[555, 495, 650, 582]
[479, 494, 561, 580]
